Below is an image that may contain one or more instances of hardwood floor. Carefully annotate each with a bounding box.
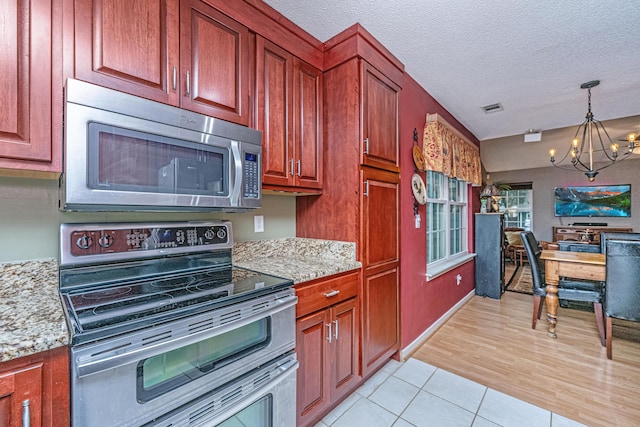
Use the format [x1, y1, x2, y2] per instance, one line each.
[412, 290, 640, 427]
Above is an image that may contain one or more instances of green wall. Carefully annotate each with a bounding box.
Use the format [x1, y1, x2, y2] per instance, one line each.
[0, 176, 296, 263]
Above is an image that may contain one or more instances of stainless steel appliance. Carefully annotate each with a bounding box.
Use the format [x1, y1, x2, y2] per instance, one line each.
[59, 221, 297, 427]
[60, 79, 262, 212]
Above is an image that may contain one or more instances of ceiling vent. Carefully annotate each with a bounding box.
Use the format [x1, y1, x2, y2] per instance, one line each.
[481, 103, 503, 114]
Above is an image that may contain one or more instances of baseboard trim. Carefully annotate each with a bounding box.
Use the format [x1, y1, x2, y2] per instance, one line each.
[398, 289, 475, 361]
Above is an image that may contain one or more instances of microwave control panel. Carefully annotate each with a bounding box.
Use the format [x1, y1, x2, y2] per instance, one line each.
[243, 152, 260, 199]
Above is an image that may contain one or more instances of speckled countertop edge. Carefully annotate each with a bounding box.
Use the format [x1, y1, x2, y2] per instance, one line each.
[0, 238, 359, 363]
[0, 259, 69, 363]
[234, 238, 362, 283]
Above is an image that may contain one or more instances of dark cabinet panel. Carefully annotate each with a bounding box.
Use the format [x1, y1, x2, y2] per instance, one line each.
[475, 213, 505, 299]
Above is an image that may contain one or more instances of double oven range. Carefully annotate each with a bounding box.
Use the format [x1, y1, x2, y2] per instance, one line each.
[59, 221, 297, 427]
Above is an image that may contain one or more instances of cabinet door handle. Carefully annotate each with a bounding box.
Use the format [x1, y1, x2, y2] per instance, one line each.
[363, 180, 369, 197]
[289, 159, 295, 176]
[186, 70, 191, 96]
[296, 160, 301, 176]
[364, 138, 369, 155]
[333, 319, 339, 340]
[326, 323, 332, 343]
[22, 400, 30, 427]
[324, 290, 340, 298]
[172, 66, 177, 91]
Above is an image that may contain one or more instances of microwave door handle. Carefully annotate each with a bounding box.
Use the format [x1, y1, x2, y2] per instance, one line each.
[230, 141, 242, 207]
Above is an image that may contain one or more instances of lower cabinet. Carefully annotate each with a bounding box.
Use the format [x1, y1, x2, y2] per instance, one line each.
[295, 272, 360, 427]
[0, 347, 69, 427]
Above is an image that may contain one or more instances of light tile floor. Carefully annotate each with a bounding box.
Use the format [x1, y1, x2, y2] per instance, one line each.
[314, 358, 588, 427]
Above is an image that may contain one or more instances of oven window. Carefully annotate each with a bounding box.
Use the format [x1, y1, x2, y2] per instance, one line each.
[217, 395, 273, 427]
[88, 122, 228, 196]
[137, 318, 270, 402]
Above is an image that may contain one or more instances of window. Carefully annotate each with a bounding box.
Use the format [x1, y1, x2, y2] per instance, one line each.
[498, 188, 532, 230]
[426, 171, 468, 266]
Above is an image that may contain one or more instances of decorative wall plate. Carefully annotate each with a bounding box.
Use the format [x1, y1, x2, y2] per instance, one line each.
[411, 173, 427, 205]
[412, 145, 426, 172]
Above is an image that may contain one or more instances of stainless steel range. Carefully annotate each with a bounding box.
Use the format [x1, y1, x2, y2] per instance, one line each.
[59, 221, 297, 427]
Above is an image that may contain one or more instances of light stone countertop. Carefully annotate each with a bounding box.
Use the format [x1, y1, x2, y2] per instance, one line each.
[0, 238, 359, 364]
[0, 259, 69, 363]
[233, 238, 362, 283]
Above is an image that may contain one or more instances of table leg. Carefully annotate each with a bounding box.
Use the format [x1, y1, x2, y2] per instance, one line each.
[545, 280, 559, 338]
[544, 258, 560, 338]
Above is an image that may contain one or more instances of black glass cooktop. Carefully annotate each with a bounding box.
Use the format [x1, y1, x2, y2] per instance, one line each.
[60, 263, 293, 344]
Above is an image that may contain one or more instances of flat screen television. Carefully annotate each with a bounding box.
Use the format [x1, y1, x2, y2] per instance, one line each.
[554, 185, 631, 217]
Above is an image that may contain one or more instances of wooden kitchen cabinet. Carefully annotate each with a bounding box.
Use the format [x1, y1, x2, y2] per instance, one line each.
[0, 347, 69, 427]
[256, 36, 322, 193]
[297, 24, 403, 381]
[295, 272, 360, 427]
[361, 168, 400, 375]
[73, 0, 251, 125]
[0, 0, 63, 177]
[361, 62, 400, 173]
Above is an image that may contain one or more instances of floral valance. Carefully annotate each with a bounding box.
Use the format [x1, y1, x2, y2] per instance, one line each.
[423, 113, 482, 186]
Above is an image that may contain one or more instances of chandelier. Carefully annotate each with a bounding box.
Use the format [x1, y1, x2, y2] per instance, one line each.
[548, 80, 637, 182]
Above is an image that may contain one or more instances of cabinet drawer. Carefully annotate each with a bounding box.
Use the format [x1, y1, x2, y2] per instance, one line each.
[295, 272, 359, 318]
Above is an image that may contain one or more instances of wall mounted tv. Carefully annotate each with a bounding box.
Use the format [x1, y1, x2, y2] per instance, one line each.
[554, 185, 631, 217]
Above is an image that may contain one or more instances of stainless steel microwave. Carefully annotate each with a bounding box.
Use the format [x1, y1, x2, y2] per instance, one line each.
[60, 79, 262, 212]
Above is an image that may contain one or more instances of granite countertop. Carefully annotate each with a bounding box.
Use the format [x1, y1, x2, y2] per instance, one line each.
[0, 238, 359, 364]
[0, 259, 69, 363]
[233, 238, 361, 284]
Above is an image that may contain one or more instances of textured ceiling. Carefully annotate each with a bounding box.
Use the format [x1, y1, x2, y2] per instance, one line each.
[263, 0, 640, 154]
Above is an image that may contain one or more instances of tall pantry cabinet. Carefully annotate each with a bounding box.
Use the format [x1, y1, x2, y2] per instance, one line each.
[297, 24, 404, 378]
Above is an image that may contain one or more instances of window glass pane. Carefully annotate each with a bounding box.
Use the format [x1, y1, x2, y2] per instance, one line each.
[501, 189, 533, 230]
[427, 171, 442, 199]
[427, 202, 445, 263]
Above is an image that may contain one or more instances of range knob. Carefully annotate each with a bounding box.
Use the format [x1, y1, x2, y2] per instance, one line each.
[98, 234, 114, 248]
[204, 229, 215, 240]
[216, 228, 227, 240]
[76, 234, 93, 250]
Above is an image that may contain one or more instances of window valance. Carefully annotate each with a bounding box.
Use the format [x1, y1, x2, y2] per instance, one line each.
[423, 113, 482, 186]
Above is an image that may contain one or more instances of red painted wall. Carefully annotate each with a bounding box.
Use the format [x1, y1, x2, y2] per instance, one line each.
[399, 73, 481, 349]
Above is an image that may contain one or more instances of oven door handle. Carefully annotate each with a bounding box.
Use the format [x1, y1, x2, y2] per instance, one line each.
[75, 294, 297, 378]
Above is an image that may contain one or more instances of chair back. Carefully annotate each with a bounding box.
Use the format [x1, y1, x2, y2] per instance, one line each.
[605, 239, 640, 321]
[600, 232, 640, 255]
[558, 241, 601, 253]
[520, 231, 545, 293]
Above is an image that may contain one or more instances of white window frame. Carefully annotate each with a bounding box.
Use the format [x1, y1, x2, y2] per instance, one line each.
[499, 189, 533, 230]
[425, 171, 472, 280]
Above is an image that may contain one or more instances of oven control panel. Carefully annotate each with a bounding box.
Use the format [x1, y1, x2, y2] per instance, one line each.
[61, 221, 233, 263]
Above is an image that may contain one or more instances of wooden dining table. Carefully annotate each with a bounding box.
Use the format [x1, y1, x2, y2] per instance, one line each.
[539, 249, 606, 338]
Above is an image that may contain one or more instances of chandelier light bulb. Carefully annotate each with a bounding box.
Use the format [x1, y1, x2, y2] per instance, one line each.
[628, 132, 637, 143]
[549, 148, 556, 158]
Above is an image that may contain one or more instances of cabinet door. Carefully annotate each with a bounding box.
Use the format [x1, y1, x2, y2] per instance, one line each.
[74, 0, 180, 105]
[331, 298, 359, 400]
[361, 61, 400, 172]
[0, 0, 56, 167]
[0, 364, 43, 427]
[362, 168, 400, 272]
[256, 37, 293, 187]
[293, 59, 323, 189]
[180, 0, 250, 125]
[362, 268, 399, 376]
[296, 309, 331, 425]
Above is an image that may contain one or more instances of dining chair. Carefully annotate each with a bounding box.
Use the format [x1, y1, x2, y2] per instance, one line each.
[520, 231, 605, 345]
[600, 232, 640, 255]
[604, 239, 640, 359]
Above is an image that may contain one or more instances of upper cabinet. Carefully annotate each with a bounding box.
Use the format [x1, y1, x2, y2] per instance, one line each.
[0, 0, 62, 177]
[361, 62, 400, 172]
[256, 36, 323, 192]
[73, 0, 251, 126]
